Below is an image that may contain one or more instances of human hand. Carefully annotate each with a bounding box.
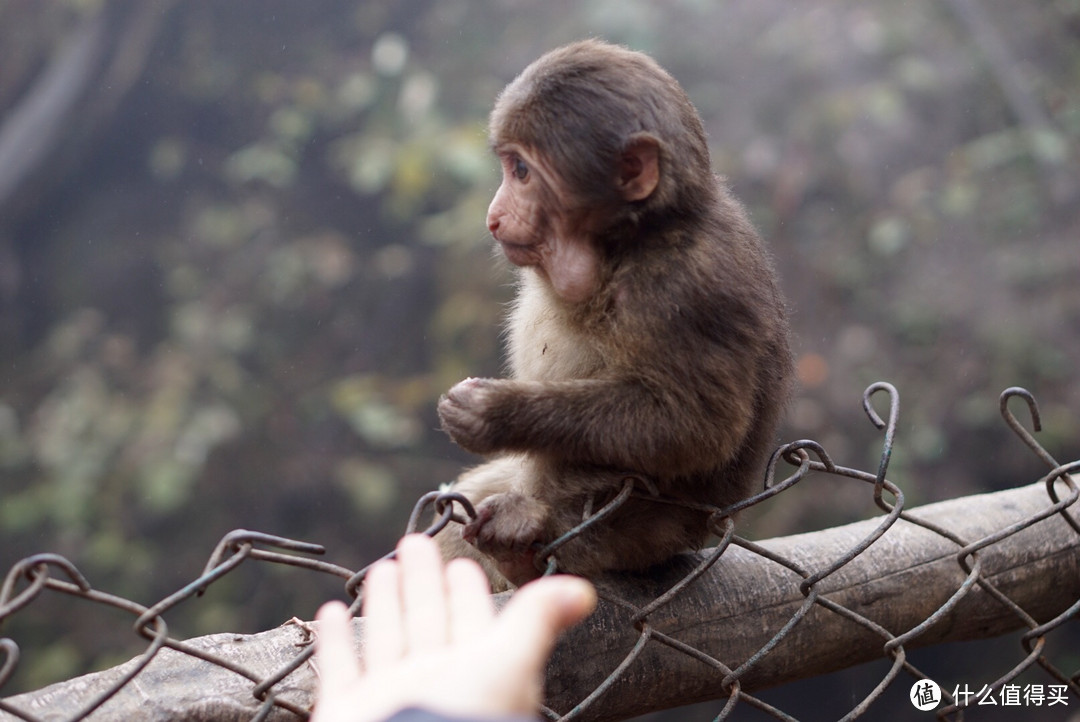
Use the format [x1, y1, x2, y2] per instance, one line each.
[311, 533, 597, 722]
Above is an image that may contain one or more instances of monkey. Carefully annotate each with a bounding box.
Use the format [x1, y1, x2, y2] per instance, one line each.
[436, 39, 792, 589]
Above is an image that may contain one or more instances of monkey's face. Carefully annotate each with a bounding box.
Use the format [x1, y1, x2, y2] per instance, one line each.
[486, 145, 554, 263]
[487, 145, 601, 304]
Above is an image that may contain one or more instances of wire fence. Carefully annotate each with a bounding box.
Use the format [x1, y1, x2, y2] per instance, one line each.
[1, 382, 1078, 721]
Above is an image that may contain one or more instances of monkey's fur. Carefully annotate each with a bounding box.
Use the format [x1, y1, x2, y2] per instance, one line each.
[436, 40, 792, 588]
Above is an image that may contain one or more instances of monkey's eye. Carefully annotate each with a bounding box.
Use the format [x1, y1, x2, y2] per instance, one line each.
[512, 157, 529, 181]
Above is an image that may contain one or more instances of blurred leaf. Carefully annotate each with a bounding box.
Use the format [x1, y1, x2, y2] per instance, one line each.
[0, 402, 28, 467]
[964, 130, 1025, 171]
[1027, 127, 1069, 164]
[193, 206, 249, 249]
[225, 143, 297, 188]
[269, 106, 314, 143]
[372, 32, 409, 76]
[139, 458, 194, 514]
[867, 216, 910, 256]
[399, 71, 439, 123]
[24, 643, 81, 693]
[148, 136, 187, 180]
[329, 376, 422, 449]
[939, 179, 979, 217]
[339, 134, 397, 194]
[865, 83, 906, 128]
[334, 458, 398, 515]
[337, 71, 378, 112]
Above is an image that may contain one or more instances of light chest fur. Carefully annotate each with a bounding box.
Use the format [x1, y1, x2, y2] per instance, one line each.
[506, 271, 607, 381]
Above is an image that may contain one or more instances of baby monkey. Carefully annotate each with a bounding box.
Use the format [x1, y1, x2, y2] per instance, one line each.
[437, 39, 792, 588]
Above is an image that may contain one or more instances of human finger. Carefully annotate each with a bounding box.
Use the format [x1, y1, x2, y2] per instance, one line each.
[314, 601, 362, 697]
[359, 558, 404, 670]
[494, 576, 596, 676]
[444, 557, 495, 643]
[396, 534, 450, 653]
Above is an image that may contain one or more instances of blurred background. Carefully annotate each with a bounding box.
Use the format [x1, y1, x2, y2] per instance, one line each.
[0, 0, 1078, 718]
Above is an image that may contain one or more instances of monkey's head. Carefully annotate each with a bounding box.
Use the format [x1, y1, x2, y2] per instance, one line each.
[485, 39, 715, 303]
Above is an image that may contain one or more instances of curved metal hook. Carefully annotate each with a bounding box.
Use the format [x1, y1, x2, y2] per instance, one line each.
[407, 490, 475, 535]
[0, 638, 19, 689]
[1000, 388, 1080, 534]
[344, 492, 478, 600]
[863, 382, 900, 491]
[1000, 387, 1056, 468]
[3, 554, 92, 596]
[862, 382, 899, 433]
[776, 438, 836, 476]
[1, 554, 92, 619]
[203, 530, 325, 577]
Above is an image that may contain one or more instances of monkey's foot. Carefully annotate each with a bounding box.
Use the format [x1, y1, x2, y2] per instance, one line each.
[463, 491, 546, 586]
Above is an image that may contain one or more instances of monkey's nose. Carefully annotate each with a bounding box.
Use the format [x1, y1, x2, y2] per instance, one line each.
[487, 215, 500, 235]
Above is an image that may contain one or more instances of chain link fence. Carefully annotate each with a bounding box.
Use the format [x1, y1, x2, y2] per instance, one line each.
[1, 383, 1078, 721]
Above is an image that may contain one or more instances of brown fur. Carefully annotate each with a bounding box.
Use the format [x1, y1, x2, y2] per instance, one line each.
[436, 40, 792, 588]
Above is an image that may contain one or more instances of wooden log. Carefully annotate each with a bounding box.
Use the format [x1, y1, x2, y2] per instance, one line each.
[2, 478, 1077, 721]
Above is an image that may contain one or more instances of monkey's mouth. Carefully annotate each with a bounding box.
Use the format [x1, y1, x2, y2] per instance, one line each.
[497, 239, 540, 267]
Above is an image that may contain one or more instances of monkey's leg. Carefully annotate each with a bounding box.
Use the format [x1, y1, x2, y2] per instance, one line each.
[433, 454, 540, 591]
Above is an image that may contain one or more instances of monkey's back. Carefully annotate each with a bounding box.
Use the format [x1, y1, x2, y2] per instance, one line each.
[506, 190, 791, 532]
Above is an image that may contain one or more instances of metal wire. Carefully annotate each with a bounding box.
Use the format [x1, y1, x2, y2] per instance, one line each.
[0, 383, 1077, 721]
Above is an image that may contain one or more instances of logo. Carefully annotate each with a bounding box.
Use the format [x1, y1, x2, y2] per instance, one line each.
[911, 679, 941, 711]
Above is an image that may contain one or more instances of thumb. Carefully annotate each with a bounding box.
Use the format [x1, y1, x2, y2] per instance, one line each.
[493, 576, 597, 674]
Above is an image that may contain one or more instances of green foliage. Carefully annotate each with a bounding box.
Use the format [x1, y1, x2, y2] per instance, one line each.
[0, 0, 1078, 698]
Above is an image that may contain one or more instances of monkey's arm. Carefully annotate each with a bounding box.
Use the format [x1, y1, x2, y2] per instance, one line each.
[437, 371, 757, 478]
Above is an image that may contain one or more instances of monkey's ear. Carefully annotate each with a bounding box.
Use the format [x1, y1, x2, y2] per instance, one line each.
[617, 133, 660, 202]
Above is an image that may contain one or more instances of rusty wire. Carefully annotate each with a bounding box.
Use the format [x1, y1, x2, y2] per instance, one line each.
[0, 383, 1078, 722]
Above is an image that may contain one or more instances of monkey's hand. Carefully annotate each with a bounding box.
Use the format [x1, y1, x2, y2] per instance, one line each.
[438, 377, 506, 454]
[463, 491, 546, 587]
